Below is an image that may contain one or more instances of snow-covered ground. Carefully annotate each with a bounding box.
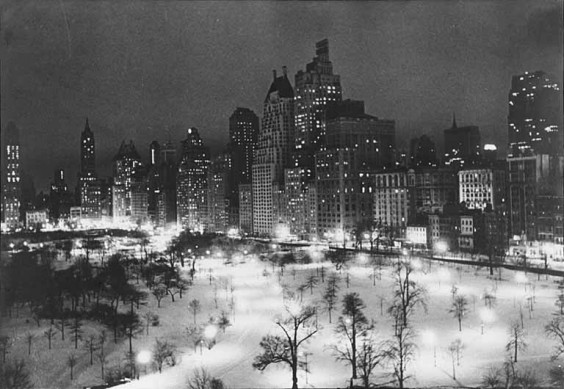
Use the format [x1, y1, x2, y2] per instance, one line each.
[2, 248, 560, 388]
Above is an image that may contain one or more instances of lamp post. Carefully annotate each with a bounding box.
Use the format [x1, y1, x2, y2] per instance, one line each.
[136, 350, 151, 376]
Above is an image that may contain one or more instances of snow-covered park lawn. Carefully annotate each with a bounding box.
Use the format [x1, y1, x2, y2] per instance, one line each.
[2, 248, 561, 388]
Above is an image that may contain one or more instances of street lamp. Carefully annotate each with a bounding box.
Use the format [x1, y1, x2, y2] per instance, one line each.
[204, 324, 218, 350]
[137, 350, 151, 376]
[479, 308, 495, 335]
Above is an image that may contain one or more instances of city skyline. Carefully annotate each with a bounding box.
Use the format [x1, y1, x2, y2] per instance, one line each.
[1, 1, 563, 192]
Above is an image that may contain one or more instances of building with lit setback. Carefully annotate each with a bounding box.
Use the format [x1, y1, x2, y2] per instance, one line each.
[177, 128, 210, 231]
[112, 140, 143, 222]
[2, 122, 22, 229]
[294, 38, 342, 177]
[252, 67, 295, 236]
[508, 71, 562, 157]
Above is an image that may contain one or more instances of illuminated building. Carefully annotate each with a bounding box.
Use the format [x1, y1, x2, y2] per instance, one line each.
[325, 100, 396, 170]
[409, 167, 458, 216]
[507, 154, 564, 243]
[25, 209, 48, 231]
[177, 128, 210, 230]
[238, 183, 253, 235]
[443, 116, 481, 168]
[78, 118, 103, 220]
[315, 149, 373, 243]
[2, 122, 22, 229]
[207, 152, 231, 233]
[131, 173, 149, 225]
[252, 67, 295, 236]
[294, 39, 342, 177]
[373, 170, 410, 237]
[229, 108, 258, 189]
[112, 140, 143, 221]
[458, 166, 506, 211]
[508, 71, 562, 157]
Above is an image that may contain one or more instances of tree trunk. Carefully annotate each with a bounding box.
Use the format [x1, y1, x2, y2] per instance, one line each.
[352, 318, 357, 379]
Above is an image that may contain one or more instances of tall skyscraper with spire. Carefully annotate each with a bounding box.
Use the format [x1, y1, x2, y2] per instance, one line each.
[2, 122, 22, 229]
[252, 67, 295, 236]
[294, 39, 342, 176]
[78, 118, 102, 220]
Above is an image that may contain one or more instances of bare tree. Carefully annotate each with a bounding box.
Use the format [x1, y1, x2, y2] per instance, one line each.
[43, 326, 57, 350]
[303, 274, 319, 295]
[0, 359, 33, 389]
[69, 316, 83, 349]
[217, 311, 231, 333]
[97, 352, 107, 379]
[356, 334, 385, 389]
[189, 299, 201, 325]
[329, 293, 370, 380]
[449, 295, 469, 332]
[56, 315, 68, 341]
[152, 339, 177, 373]
[253, 297, 318, 389]
[546, 317, 564, 360]
[187, 367, 225, 389]
[84, 334, 98, 365]
[506, 320, 527, 362]
[388, 261, 427, 327]
[481, 366, 503, 389]
[384, 313, 416, 389]
[143, 311, 158, 335]
[322, 275, 340, 323]
[67, 354, 77, 380]
[447, 339, 463, 380]
[152, 286, 167, 308]
[24, 333, 34, 356]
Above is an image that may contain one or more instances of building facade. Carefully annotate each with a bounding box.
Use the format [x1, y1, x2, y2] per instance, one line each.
[177, 128, 210, 231]
[2, 122, 22, 229]
[458, 167, 506, 211]
[252, 67, 295, 236]
[508, 71, 562, 157]
[443, 117, 481, 168]
[112, 140, 143, 222]
[373, 170, 410, 238]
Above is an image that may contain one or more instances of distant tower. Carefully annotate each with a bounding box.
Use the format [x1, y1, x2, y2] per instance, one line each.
[176, 128, 210, 230]
[2, 122, 22, 229]
[252, 67, 295, 236]
[50, 168, 72, 222]
[78, 118, 101, 219]
[294, 39, 342, 178]
[443, 116, 481, 168]
[409, 135, 438, 168]
[508, 71, 562, 157]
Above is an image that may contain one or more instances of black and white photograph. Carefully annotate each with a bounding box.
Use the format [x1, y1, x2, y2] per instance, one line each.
[1, 1, 563, 388]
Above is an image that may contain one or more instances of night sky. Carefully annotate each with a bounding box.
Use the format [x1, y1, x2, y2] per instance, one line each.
[1, 1, 562, 192]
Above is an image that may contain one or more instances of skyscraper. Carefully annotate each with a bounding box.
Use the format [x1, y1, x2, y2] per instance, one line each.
[252, 67, 295, 236]
[508, 71, 562, 157]
[147, 140, 178, 228]
[409, 135, 438, 168]
[294, 39, 342, 176]
[2, 122, 22, 229]
[229, 107, 259, 187]
[78, 118, 101, 219]
[50, 168, 72, 222]
[207, 152, 231, 233]
[112, 140, 143, 221]
[177, 128, 210, 230]
[443, 116, 481, 168]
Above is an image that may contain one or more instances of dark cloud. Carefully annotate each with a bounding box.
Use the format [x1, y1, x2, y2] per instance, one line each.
[526, 5, 563, 49]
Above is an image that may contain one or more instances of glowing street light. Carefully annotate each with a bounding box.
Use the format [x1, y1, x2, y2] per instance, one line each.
[479, 307, 496, 335]
[435, 241, 448, 255]
[137, 350, 151, 375]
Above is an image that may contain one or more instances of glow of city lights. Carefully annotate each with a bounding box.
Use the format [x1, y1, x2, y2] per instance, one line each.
[435, 241, 448, 253]
[274, 224, 291, 241]
[9, 242, 14, 249]
[137, 350, 151, 364]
